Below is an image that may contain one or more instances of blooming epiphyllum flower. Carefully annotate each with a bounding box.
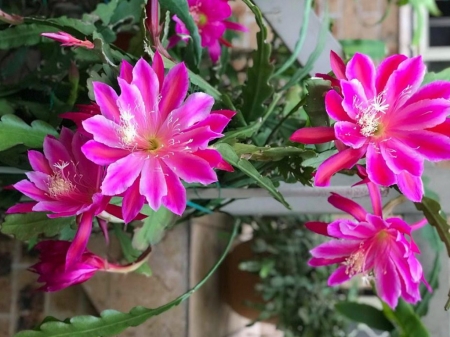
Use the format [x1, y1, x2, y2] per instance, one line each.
[169, 0, 247, 62]
[7, 128, 117, 267]
[306, 183, 429, 308]
[31, 240, 151, 291]
[291, 52, 450, 202]
[41, 32, 94, 49]
[81, 54, 235, 220]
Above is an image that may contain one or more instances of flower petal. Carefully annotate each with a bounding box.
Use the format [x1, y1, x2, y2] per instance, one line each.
[152, 52, 165, 89]
[345, 53, 376, 99]
[173, 126, 222, 150]
[310, 240, 359, 259]
[101, 153, 145, 195]
[66, 212, 94, 269]
[122, 177, 146, 223]
[305, 221, 330, 236]
[140, 158, 167, 211]
[119, 59, 133, 84]
[325, 90, 352, 122]
[28, 150, 52, 174]
[161, 162, 186, 215]
[81, 140, 129, 165]
[427, 118, 450, 137]
[396, 171, 424, 202]
[406, 80, 450, 105]
[375, 260, 401, 309]
[290, 126, 336, 144]
[6, 202, 37, 214]
[192, 148, 222, 168]
[309, 257, 346, 267]
[381, 139, 423, 176]
[328, 265, 352, 286]
[366, 143, 396, 186]
[375, 54, 408, 93]
[315, 146, 366, 186]
[335, 121, 367, 148]
[82, 115, 122, 148]
[162, 152, 217, 185]
[92, 82, 121, 122]
[131, 58, 160, 120]
[14, 180, 51, 201]
[330, 50, 346, 80]
[328, 193, 367, 221]
[159, 62, 189, 119]
[341, 79, 368, 120]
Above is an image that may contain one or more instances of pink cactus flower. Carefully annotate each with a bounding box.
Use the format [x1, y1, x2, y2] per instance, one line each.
[81, 53, 235, 221]
[7, 128, 119, 267]
[168, 0, 247, 62]
[306, 180, 429, 308]
[41, 32, 94, 49]
[291, 52, 450, 202]
[30, 240, 152, 291]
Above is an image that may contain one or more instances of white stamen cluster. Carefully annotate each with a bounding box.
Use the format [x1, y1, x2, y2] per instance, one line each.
[354, 91, 389, 137]
[48, 162, 74, 197]
[344, 249, 366, 277]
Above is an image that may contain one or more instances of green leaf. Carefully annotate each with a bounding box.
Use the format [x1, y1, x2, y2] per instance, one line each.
[218, 122, 261, 144]
[335, 301, 394, 331]
[0, 99, 14, 116]
[25, 17, 95, 37]
[240, 0, 274, 122]
[162, 0, 202, 66]
[302, 149, 338, 168]
[231, 143, 311, 162]
[422, 67, 450, 85]
[132, 206, 175, 250]
[414, 196, 450, 257]
[15, 220, 239, 337]
[340, 39, 387, 61]
[109, 0, 145, 25]
[1, 213, 75, 241]
[0, 114, 58, 151]
[382, 299, 430, 337]
[215, 143, 290, 209]
[0, 24, 57, 49]
[91, 0, 119, 25]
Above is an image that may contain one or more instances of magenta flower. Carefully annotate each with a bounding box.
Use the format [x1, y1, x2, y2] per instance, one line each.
[41, 32, 94, 49]
[306, 182, 429, 308]
[81, 54, 235, 220]
[168, 0, 247, 62]
[7, 128, 116, 267]
[30, 240, 106, 292]
[291, 52, 450, 202]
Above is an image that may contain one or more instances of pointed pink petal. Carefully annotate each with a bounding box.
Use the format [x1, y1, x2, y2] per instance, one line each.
[101, 153, 145, 195]
[223, 20, 248, 32]
[389, 98, 450, 130]
[192, 148, 222, 167]
[375, 54, 408, 93]
[173, 126, 222, 150]
[330, 50, 346, 80]
[71, 132, 101, 188]
[119, 59, 133, 84]
[97, 218, 109, 244]
[381, 139, 423, 176]
[161, 162, 186, 215]
[345, 53, 376, 99]
[14, 180, 51, 201]
[310, 240, 360, 259]
[305, 221, 330, 236]
[59, 127, 74, 153]
[162, 152, 217, 184]
[167, 93, 214, 130]
[140, 158, 167, 211]
[328, 265, 352, 285]
[28, 150, 52, 174]
[375, 260, 401, 309]
[92, 82, 121, 122]
[82, 115, 122, 148]
[391, 129, 450, 161]
[309, 257, 346, 267]
[335, 121, 367, 148]
[315, 146, 366, 186]
[427, 118, 450, 137]
[159, 62, 189, 119]
[208, 41, 221, 63]
[43, 136, 74, 172]
[396, 171, 423, 202]
[66, 211, 94, 269]
[152, 52, 165, 89]
[328, 219, 378, 239]
[186, 111, 233, 135]
[25, 171, 50, 191]
[384, 56, 426, 109]
[81, 140, 129, 165]
[290, 126, 336, 144]
[368, 182, 383, 217]
[33, 201, 83, 214]
[216, 158, 234, 172]
[6, 202, 37, 214]
[407, 80, 450, 105]
[130, 58, 160, 120]
[328, 193, 367, 221]
[122, 177, 146, 223]
[366, 143, 396, 186]
[341, 79, 368, 120]
[325, 90, 352, 122]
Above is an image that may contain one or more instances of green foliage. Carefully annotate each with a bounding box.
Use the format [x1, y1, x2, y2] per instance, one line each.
[0, 213, 75, 241]
[0, 114, 58, 151]
[240, 0, 274, 123]
[0, 24, 57, 49]
[340, 39, 387, 61]
[415, 196, 450, 257]
[14, 220, 239, 337]
[382, 300, 430, 337]
[335, 301, 395, 331]
[422, 67, 450, 85]
[215, 143, 290, 209]
[161, 0, 202, 66]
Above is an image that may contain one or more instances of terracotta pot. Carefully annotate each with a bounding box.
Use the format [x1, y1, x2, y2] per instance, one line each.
[220, 240, 277, 323]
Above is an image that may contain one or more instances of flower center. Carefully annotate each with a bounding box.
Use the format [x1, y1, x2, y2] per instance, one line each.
[197, 13, 207, 26]
[344, 248, 366, 277]
[147, 137, 161, 151]
[118, 112, 137, 147]
[354, 91, 389, 138]
[48, 162, 74, 197]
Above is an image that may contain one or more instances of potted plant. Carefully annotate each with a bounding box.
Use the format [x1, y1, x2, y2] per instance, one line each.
[222, 215, 348, 337]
